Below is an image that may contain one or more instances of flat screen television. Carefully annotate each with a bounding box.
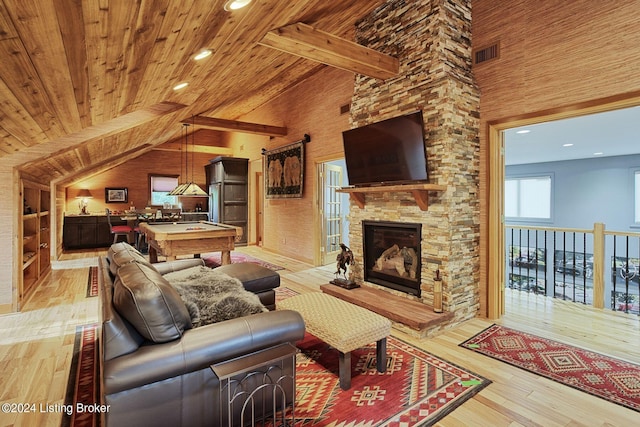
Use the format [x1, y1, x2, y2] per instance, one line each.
[342, 111, 428, 187]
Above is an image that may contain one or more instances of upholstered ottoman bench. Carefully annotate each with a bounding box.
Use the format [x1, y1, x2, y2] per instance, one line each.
[278, 292, 391, 389]
[214, 263, 280, 310]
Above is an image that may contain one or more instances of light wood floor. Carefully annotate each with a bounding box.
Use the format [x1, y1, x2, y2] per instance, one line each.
[1, 247, 638, 426]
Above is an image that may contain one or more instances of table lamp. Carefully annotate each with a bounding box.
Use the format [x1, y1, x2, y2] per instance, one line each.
[76, 189, 93, 215]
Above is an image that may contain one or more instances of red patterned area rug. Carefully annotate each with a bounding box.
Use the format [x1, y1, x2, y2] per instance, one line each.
[460, 324, 640, 412]
[202, 252, 284, 270]
[275, 333, 490, 426]
[63, 292, 489, 426]
[86, 267, 98, 298]
[62, 324, 100, 427]
[275, 287, 490, 425]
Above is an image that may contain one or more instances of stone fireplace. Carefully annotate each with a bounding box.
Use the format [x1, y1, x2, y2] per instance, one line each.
[363, 220, 422, 297]
[344, 0, 480, 334]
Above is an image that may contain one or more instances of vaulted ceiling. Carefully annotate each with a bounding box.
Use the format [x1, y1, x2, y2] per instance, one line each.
[0, 0, 389, 185]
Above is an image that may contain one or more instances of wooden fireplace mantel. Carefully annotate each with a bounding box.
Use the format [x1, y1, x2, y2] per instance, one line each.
[337, 183, 446, 211]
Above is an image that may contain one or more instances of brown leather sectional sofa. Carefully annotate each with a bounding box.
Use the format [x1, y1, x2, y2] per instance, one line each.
[98, 242, 305, 426]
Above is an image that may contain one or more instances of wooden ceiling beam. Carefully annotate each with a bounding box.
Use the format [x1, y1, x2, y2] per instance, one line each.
[152, 142, 234, 156]
[258, 22, 399, 80]
[182, 115, 287, 137]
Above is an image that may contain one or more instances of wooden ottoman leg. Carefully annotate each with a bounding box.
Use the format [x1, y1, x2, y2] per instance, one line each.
[376, 338, 387, 373]
[339, 351, 351, 390]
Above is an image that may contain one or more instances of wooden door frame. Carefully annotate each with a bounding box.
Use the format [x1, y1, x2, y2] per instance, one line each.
[314, 154, 346, 266]
[486, 92, 640, 319]
[255, 171, 264, 246]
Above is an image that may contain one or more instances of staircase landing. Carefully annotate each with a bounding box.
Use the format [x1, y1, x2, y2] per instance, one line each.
[320, 284, 453, 335]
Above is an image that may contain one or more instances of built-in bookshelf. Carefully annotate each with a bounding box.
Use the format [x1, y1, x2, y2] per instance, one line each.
[20, 180, 51, 304]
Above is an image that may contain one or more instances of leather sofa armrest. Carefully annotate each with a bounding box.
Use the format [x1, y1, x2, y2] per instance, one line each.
[153, 258, 205, 275]
[102, 310, 305, 395]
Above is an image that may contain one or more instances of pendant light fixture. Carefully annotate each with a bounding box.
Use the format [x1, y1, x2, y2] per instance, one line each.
[168, 120, 208, 197]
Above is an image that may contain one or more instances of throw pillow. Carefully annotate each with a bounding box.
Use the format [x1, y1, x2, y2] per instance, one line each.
[113, 262, 192, 343]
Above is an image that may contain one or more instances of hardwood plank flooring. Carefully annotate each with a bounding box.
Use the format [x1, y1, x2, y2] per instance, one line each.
[1, 246, 638, 426]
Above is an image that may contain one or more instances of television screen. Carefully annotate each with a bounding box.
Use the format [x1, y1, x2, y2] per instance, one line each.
[342, 111, 428, 187]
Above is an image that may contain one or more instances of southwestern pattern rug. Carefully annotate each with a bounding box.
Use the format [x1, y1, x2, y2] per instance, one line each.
[64, 291, 490, 426]
[202, 252, 284, 270]
[285, 332, 490, 426]
[460, 324, 640, 412]
[86, 267, 98, 298]
[62, 323, 100, 427]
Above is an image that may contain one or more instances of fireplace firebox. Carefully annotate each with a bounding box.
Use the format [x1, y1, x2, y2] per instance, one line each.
[362, 220, 422, 296]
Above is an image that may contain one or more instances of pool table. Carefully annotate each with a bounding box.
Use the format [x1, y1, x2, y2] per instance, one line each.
[139, 221, 241, 264]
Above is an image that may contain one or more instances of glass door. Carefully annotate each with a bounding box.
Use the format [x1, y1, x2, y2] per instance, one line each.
[321, 163, 345, 265]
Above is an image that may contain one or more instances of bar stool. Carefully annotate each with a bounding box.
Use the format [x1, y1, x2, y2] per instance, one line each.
[134, 209, 155, 251]
[106, 209, 133, 244]
[160, 208, 182, 221]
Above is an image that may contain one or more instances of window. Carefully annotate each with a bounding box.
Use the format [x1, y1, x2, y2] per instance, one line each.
[505, 175, 552, 220]
[635, 170, 640, 223]
[149, 174, 178, 206]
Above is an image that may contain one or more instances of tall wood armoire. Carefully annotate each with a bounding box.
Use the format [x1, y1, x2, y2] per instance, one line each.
[205, 157, 249, 246]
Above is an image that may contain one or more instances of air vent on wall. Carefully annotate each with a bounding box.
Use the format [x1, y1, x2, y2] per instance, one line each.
[473, 42, 500, 65]
[340, 103, 351, 115]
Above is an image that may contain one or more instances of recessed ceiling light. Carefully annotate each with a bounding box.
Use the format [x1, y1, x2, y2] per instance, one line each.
[516, 130, 530, 134]
[593, 152, 604, 156]
[563, 143, 573, 147]
[194, 49, 212, 61]
[224, 0, 252, 11]
[173, 82, 188, 91]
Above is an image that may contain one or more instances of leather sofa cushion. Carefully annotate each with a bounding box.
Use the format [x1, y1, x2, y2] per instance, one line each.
[108, 243, 151, 276]
[113, 262, 192, 343]
[108, 241, 135, 256]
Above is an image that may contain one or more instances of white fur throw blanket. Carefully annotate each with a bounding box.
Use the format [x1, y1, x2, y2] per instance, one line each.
[163, 266, 267, 327]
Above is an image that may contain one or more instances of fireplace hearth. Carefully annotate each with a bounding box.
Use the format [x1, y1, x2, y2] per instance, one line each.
[362, 220, 422, 296]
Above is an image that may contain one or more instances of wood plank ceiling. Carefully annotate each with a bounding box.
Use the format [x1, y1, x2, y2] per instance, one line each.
[0, 0, 390, 185]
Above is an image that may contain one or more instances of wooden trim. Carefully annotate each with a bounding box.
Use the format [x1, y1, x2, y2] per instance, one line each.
[489, 89, 640, 128]
[12, 168, 20, 313]
[314, 155, 348, 267]
[313, 162, 323, 266]
[487, 124, 505, 319]
[486, 92, 640, 320]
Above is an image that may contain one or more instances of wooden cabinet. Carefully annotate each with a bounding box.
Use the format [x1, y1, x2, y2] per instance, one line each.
[206, 157, 249, 246]
[63, 215, 125, 249]
[181, 212, 210, 222]
[96, 216, 114, 246]
[20, 180, 51, 303]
